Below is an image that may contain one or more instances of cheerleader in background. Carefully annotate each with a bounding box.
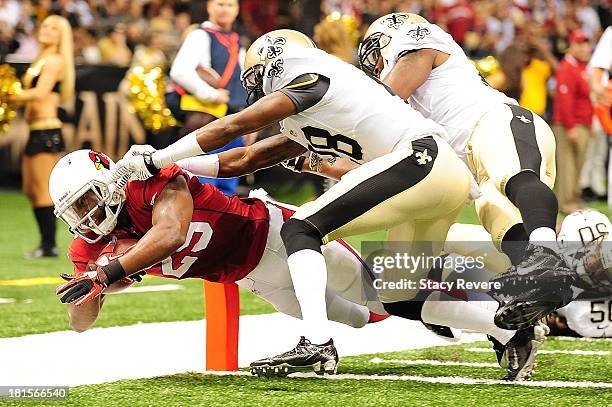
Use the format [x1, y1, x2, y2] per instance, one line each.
[8, 15, 74, 258]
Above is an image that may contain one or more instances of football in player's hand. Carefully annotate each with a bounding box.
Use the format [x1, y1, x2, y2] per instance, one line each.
[94, 238, 141, 294]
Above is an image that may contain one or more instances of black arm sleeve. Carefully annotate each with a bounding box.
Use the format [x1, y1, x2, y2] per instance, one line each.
[278, 73, 330, 113]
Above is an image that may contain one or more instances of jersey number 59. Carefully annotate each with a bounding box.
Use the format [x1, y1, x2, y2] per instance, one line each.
[160, 222, 213, 278]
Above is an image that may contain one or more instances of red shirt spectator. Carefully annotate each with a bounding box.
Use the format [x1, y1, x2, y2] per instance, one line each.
[552, 51, 593, 130]
[241, 0, 278, 37]
[439, 0, 476, 45]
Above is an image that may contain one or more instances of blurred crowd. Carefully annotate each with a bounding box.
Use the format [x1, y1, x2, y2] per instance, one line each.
[1, 0, 611, 212]
[1, 1, 609, 68]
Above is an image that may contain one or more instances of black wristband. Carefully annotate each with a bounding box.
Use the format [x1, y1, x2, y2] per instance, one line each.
[143, 151, 161, 175]
[294, 155, 306, 172]
[101, 260, 127, 286]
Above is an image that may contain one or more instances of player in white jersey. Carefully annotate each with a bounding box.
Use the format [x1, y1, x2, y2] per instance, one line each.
[447, 211, 612, 338]
[359, 13, 563, 330]
[547, 210, 612, 338]
[108, 29, 476, 377]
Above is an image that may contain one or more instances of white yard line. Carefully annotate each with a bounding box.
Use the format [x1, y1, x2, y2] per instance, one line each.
[0, 298, 16, 304]
[0, 314, 485, 387]
[369, 357, 499, 368]
[107, 284, 183, 294]
[205, 370, 612, 389]
[553, 336, 612, 342]
[466, 347, 610, 356]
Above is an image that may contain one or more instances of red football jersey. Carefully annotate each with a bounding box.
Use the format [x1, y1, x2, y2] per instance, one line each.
[68, 165, 270, 283]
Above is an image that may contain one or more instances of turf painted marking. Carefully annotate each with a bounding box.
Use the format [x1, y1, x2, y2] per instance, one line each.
[0, 298, 16, 304]
[467, 347, 610, 356]
[205, 371, 612, 388]
[369, 358, 499, 368]
[107, 284, 183, 294]
[0, 276, 63, 286]
[554, 336, 612, 342]
[0, 274, 154, 287]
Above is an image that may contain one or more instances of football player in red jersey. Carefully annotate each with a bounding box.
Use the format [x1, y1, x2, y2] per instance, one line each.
[49, 150, 387, 373]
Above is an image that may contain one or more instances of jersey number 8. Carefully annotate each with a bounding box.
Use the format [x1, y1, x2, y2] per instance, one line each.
[302, 126, 363, 161]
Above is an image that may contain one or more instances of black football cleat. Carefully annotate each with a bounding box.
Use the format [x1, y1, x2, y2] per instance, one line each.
[487, 335, 508, 368]
[494, 297, 568, 331]
[503, 322, 549, 381]
[422, 322, 461, 342]
[490, 243, 575, 300]
[24, 246, 58, 260]
[250, 336, 339, 378]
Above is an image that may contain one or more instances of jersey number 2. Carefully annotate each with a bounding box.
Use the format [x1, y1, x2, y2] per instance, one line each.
[161, 222, 213, 278]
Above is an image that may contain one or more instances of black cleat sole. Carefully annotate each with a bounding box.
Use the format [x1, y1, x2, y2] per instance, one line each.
[250, 360, 338, 378]
[495, 300, 560, 330]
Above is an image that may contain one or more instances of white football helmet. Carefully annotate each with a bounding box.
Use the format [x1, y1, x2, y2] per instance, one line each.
[558, 209, 611, 246]
[241, 29, 316, 105]
[49, 150, 125, 243]
[358, 13, 429, 77]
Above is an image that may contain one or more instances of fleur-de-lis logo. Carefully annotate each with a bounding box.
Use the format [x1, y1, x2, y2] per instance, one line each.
[260, 36, 287, 60]
[383, 14, 407, 29]
[267, 58, 284, 78]
[415, 149, 432, 165]
[516, 115, 532, 124]
[407, 26, 430, 41]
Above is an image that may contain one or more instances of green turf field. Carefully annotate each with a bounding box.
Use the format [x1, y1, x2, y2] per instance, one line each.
[2, 339, 609, 407]
[1, 190, 610, 406]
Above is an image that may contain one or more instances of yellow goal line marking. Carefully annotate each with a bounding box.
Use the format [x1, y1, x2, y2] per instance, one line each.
[0, 275, 153, 287]
[0, 277, 63, 286]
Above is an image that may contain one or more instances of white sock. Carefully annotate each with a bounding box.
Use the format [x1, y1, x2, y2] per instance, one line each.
[421, 292, 516, 345]
[325, 290, 369, 329]
[153, 131, 204, 168]
[529, 227, 557, 242]
[287, 249, 331, 343]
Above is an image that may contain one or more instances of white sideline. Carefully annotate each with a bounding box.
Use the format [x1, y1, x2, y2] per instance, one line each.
[466, 347, 610, 356]
[0, 313, 486, 387]
[0, 298, 16, 304]
[369, 357, 499, 368]
[205, 371, 612, 389]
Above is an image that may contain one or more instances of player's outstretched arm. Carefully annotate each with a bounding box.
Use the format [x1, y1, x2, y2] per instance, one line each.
[109, 92, 298, 183]
[119, 176, 193, 275]
[152, 92, 298, 168]
[383, 49, 439, 100]
[177, 134, 307, 178]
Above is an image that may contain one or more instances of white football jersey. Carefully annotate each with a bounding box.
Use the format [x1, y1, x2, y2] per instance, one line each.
[262, 48, 446, 164]
[385, 23, 516, 161]
[557, 300, 612, 338]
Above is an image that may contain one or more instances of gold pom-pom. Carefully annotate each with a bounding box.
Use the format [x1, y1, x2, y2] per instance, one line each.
[127, 65, 177, 133]
[0, 64, 22, 134]
[472, 56, 500, 79]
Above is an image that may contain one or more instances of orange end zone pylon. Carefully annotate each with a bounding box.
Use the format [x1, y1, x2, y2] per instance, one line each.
[204, 281, 240, 371]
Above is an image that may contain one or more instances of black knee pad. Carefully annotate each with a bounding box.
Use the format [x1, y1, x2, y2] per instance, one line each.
[383, 300, 424, 321]
[280, 218, 323, 256]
